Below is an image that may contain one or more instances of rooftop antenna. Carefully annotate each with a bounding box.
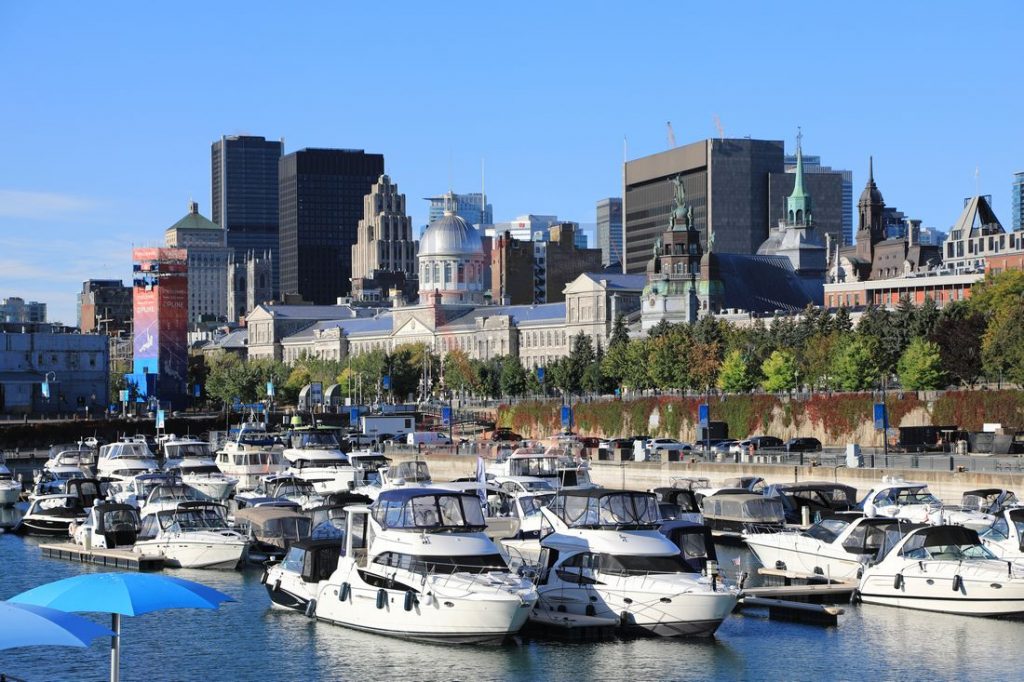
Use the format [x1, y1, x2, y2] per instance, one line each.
[481, 157, 486, 224]
[713, 114, 725, 141]
[666, 121, 676, 149]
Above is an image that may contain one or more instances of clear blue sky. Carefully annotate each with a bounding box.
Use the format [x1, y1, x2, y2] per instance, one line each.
[1, 1, 1021, 324]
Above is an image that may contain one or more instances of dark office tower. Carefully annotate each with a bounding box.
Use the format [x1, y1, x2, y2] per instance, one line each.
[278, 148, 385, 305]
[211, 135, 283, 296]
[623, 139, 784, 273]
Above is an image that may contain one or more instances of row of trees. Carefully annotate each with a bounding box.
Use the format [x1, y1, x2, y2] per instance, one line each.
[196, 271, 1024, 406]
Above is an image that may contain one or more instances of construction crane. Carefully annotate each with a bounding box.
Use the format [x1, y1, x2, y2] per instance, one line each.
[666, 121, 676, 149]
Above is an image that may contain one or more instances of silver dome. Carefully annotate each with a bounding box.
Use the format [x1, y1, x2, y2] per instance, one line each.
[418, 212, 484, 258]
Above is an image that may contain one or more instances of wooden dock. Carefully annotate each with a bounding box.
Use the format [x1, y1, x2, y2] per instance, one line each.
[735, 569, 857, 626]
[39, 543, 164, 571]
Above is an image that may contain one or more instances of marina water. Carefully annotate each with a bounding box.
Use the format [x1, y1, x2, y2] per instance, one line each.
[4, 534, 1022, 681]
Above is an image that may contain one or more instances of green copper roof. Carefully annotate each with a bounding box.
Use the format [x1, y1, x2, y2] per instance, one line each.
[168, 201, 221, 231]
[790, 141, 806, 199]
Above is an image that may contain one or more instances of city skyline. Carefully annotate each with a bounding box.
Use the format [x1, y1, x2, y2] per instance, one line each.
[1, 2, 1021, 323]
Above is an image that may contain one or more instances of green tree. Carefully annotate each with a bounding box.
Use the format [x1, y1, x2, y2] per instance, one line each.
[897, 338, 946, 390]
[831, 336, 880, 391]
[929, 301, 985, 386]
[443, 349, 478, 395]
[602, 315, 631, 387]
[981, 300, 1024, 386]
[969, 270, 1024, 318]
[761, 349, 797, 392]
[717, 349, 755, 392]
[689, 341, 722, 391]
[622, 339, 652, 391]
[832, 306, 853, 334]
[498, 356, 528, 397]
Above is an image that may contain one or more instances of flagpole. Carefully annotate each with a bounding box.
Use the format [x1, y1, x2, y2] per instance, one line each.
[110, 613, 121, 682]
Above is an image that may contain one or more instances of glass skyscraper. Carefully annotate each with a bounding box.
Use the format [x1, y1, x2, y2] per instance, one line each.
[278, 148, 385, 305]
[1013, 172, 1024, 232]
[211, 135, 283, 296]
[424, 192, 492, 228]
[596, 197, 623, 267]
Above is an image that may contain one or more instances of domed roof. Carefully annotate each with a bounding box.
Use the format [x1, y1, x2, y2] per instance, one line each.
[419, 211, 484, 258]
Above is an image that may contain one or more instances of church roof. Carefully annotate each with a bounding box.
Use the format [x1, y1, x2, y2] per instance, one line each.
[712, 253, 822, 313]
[858, 157, 884, 206]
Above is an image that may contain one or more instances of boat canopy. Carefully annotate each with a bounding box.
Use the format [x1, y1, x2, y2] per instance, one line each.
[156, 502, 229, 531]
[236, 507, 312, 542]
[701, 494, 784, 523]
[291, 430, 342, 449]
[961, 488, 1017, 514]
[896, 524, 994, 561]
[391, 461, 431, 483]
[371, 488, 486, 532]
[509, 455, 561, 478]
[549, 490, 660, 529]
[92, 503, 140, 534]
[100, 442, 154, 459]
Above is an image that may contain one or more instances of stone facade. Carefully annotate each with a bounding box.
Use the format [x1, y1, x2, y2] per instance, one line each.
[164, 201, 230, 325]
[351, 174, 418, 302]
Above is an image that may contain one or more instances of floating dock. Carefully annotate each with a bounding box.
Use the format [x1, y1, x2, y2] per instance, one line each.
[735, 568, 857, 626]
[39, 543, 164, 571]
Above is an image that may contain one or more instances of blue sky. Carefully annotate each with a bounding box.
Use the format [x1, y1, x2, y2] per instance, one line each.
[1, 1, 1021, 324]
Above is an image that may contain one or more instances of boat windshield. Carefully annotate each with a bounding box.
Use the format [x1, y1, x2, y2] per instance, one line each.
[520, 480, 555, 492]
[876, 486, 940, 507]
[595, 553, 692, 576]
[963, 491, 1015, 513]
[100, 508, 139, 531]
[295, 432, 341, 449]
[146, 485, 202, 505]
[392, 461, 431, 482]
[232, 452, 283, 466]
[160, 506, 228, 531]
[551, 492, 660, 529]
[802, 518, 851, 543]
[179, 464, 221, 476]
[281, 546, 305, 573]
[101, 442, 154, 459]
[164, 443, 212, 459]
[509, 456, 560, 478]
[372, 493, 487, 532]
[261, 516, 312, 540]
[272, 480, 316, 497]
[900, 529, 996, 561]
[372, 551, 508, 575]
[559, 468, 591, 488]
[520, 493, 555, 518]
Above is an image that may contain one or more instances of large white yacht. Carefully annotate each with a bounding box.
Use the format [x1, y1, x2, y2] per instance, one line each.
[215, 423, 285, 491]
[858, 523, 1024, 616]
[162, 436, 237, 501]
[282, 428, 357, 495]
[96, 438, 159, 481]
[745, 515, 917, 581]
[235, 475, 324, 511]
[312, 488, 538, 642]
[861, 477, 995, 530]
[532, 489, 738, 637]
[486, 444, 594, 490]
[135, 501, 248, 569]
[0, 452, 22, 504]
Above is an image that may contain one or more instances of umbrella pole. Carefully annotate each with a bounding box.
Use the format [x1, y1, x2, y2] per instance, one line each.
[110, 613, 120, 682]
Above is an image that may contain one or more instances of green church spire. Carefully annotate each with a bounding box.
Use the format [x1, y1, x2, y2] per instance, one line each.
[786, 128, 812, 227]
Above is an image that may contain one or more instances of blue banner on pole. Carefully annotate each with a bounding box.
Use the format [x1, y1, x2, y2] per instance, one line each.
[698, 403, 709, 428]
[41, 381, 50, 399]
[382, 375, 391, 390]
[193, 383, 202, 397]
[441, 406, 452, 426]
[349, 407, 361, 424]
[156, 409, 166, 429]
[561, 406, 573, 428]
[536, 367, 545, 382]
[266, 381, 275, 397]
[873, 403, 888, 430]
[119, 389, 130, 403]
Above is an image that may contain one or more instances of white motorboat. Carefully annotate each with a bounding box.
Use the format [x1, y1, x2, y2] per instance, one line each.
[107, 472, 181, 508]
[43, 446, 96, 474]
[0, 452, 22, 504]
[135, 501, 248, 569]
[496, 491, 554, 564]
[30, 465, 91, 499]
[313, 488, 538, 642]
[72, 502, 142, 550]
[236, 475, 324, 511]
[162, 437, 237, 501]
[745, 515, 917, 581]
[263, 538, 343, 611]
[96, 439, 159, 481]
[13, 494, 88, 537]
[980, 507, 1024, 561]
[137, 482, 207, 518]
[532, 489, 738, 637]
[282, 428, 357, 495]
[858, 524, 1024, 616]
[961, 488, 1018, 515]
[861, 477, 995, 531]
[235, 506, 312, 563]
[486, 444, 595, 490]
[216, 423, 285, 491]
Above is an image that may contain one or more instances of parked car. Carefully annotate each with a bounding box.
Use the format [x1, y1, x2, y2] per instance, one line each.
[648, 438, 692, 453]
[785, 437, 822, 453]
[490, 428, 523, 442]
[730, 436, 784, 453]
[712, 440, 738, 454]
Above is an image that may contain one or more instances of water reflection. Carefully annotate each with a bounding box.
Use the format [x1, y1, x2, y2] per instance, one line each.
[3, 534, 1024, 681]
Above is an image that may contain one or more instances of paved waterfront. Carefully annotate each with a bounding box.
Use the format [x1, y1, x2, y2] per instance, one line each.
[4, 533, 1024, 681]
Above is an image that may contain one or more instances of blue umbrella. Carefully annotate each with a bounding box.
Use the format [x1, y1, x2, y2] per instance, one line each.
[10, 573, 233, 682]
[0, 602, 114, 651]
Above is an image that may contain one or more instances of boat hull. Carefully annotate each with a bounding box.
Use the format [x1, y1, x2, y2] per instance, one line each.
[13, 516, 80, 537]
[135, 539, 246, 569]
[744, 534, 865, 581]
[860, 565, 1024, 616]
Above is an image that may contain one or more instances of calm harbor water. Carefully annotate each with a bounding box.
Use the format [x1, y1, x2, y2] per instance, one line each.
[3, 533, 1023, 681]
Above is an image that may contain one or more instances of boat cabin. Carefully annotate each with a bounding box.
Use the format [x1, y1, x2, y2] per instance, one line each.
[385, 460, 432, 485]
[547, 490, 661, 530]
[885, 524, 991, 562]
[658, 520, 717, 573]
[651, 487, 702, 520]
[81, 502, 141, 548]
[961, 488, 1018, 515]
[370, 488, 487, 533]
[139, 501, 230, 539]
[277, 539, 343, 583]
[765, 481, 858, 524]
[700, 492, 785, 536]
[236, 506, 313, 551]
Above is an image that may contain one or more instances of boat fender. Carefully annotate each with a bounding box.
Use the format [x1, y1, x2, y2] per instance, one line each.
[376, 588, 387, 610]
[893, 573, 903, 590]
[585, 604, 596, 617]
[952, 575, 962, 592]
[851, 589, 862, 605]
[1008, 561, 1014, 577]
[260, 571, 268, 585]
[339, 582, 350, 602]
[304, 599, 317, 618]
[274, 579, 281, 593]
[856, 566, 864, 580]
[404, 590, 418, 612]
